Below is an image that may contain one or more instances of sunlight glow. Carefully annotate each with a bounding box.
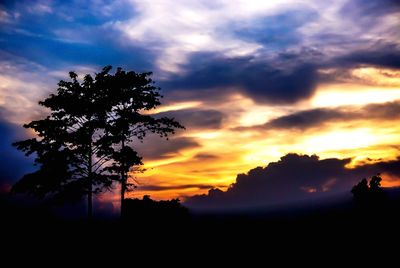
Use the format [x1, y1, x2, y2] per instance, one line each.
[187, 131, 223, 139]
[380, 173, 400, 188]
[301, 129, 377, 152]
[311, 85, 400, 107]
[151, 101, 202, 113]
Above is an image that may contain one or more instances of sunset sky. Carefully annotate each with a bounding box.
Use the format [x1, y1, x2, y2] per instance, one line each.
[1, 0, 400, 210]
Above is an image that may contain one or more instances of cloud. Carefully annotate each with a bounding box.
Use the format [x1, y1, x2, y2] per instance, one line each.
[267, 108, 347, 130]
[0, 1, 152, 70]
[298, 0, 400, 54]
[134, 135, 200, 160]
[236, 101, 400, 131]
[338, 44, 400, 69]
[0, 8, 12, 23]
[0, 52, 147, 124]
[113, 0, 400, 71]
[0, 58, 49, 124]
[156, 108, 225, 130]
[318, 66, 400, 87]
[139, 184, 216, 191]
[163, 54, 318, 104]
[192, 153, 219, 160]
[0, 52, 88, 124]
[341, 0, 400, 18]
[2, 0, 399, 106]
[26, 0, 53, 15]
[185, 153, 400, 210]
[114, 0, 291, 73]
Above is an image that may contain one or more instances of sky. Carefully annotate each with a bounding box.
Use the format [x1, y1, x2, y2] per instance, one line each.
[1, 0, 400, 210]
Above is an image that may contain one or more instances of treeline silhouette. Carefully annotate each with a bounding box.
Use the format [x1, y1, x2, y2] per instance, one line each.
[123, 195, 189, 222]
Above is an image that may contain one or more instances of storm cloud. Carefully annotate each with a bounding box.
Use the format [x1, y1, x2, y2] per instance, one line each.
[186, 153, 400, 210]
[338, 44, 400, 69]
[163, 55, 318, 104]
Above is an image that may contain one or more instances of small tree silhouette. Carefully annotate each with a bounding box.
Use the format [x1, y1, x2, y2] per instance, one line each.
[351, 173, 386, 210]
[351, 178, 369, 203]
[369, 174, 382, 191]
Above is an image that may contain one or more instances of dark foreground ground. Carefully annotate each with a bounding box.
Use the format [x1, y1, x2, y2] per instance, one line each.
[2, 190, 400, 262]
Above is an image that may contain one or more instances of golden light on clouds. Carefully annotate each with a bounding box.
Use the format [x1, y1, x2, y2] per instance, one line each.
[130, 65, 400, 200]
[150, 101, 202, 113]
[311, 84, 400, 107]
[380, 173, 400, 188]
[300, 128, 377, 153]
[351, 67, 400, 86]
[312, 67, 400, 108]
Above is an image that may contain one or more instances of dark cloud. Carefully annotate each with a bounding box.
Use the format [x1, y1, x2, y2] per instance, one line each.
[185, 153, 400, 210]
[341, 0, 400, 18]
[134, 135, 199, 160]
[160, 45, 400, 105]
[267, 108, 347, 130]
[339, 44, 400, 69]
[0, 112, 34, 192]
[162, 44, 400, 107]
[160, 88, 230, 108]
[156, 109, 225, 130]
[139, 184, 216, 191]
[236, 101, 400, 131]
[192, 153, 219, 160]
[163, 54, 318, 104]
[335, 1, 400, 69]
[363, 101, 400, 118]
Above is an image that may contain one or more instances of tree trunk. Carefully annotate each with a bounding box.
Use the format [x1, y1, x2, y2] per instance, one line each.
[120, 174, 126, 218]
[120, 139, 126, 218]
[88, 142, 93, 220]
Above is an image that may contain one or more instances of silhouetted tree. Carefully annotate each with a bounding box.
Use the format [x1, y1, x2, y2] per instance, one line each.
[13, 69, 117, 218]
[369, 173, 386, 206]
[351, 174, 386, 211]
[369, 173, 382, 191]
[101, 67, 184, 216]
[12, 66, 184, 219]
[351, 178, 369, 203]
